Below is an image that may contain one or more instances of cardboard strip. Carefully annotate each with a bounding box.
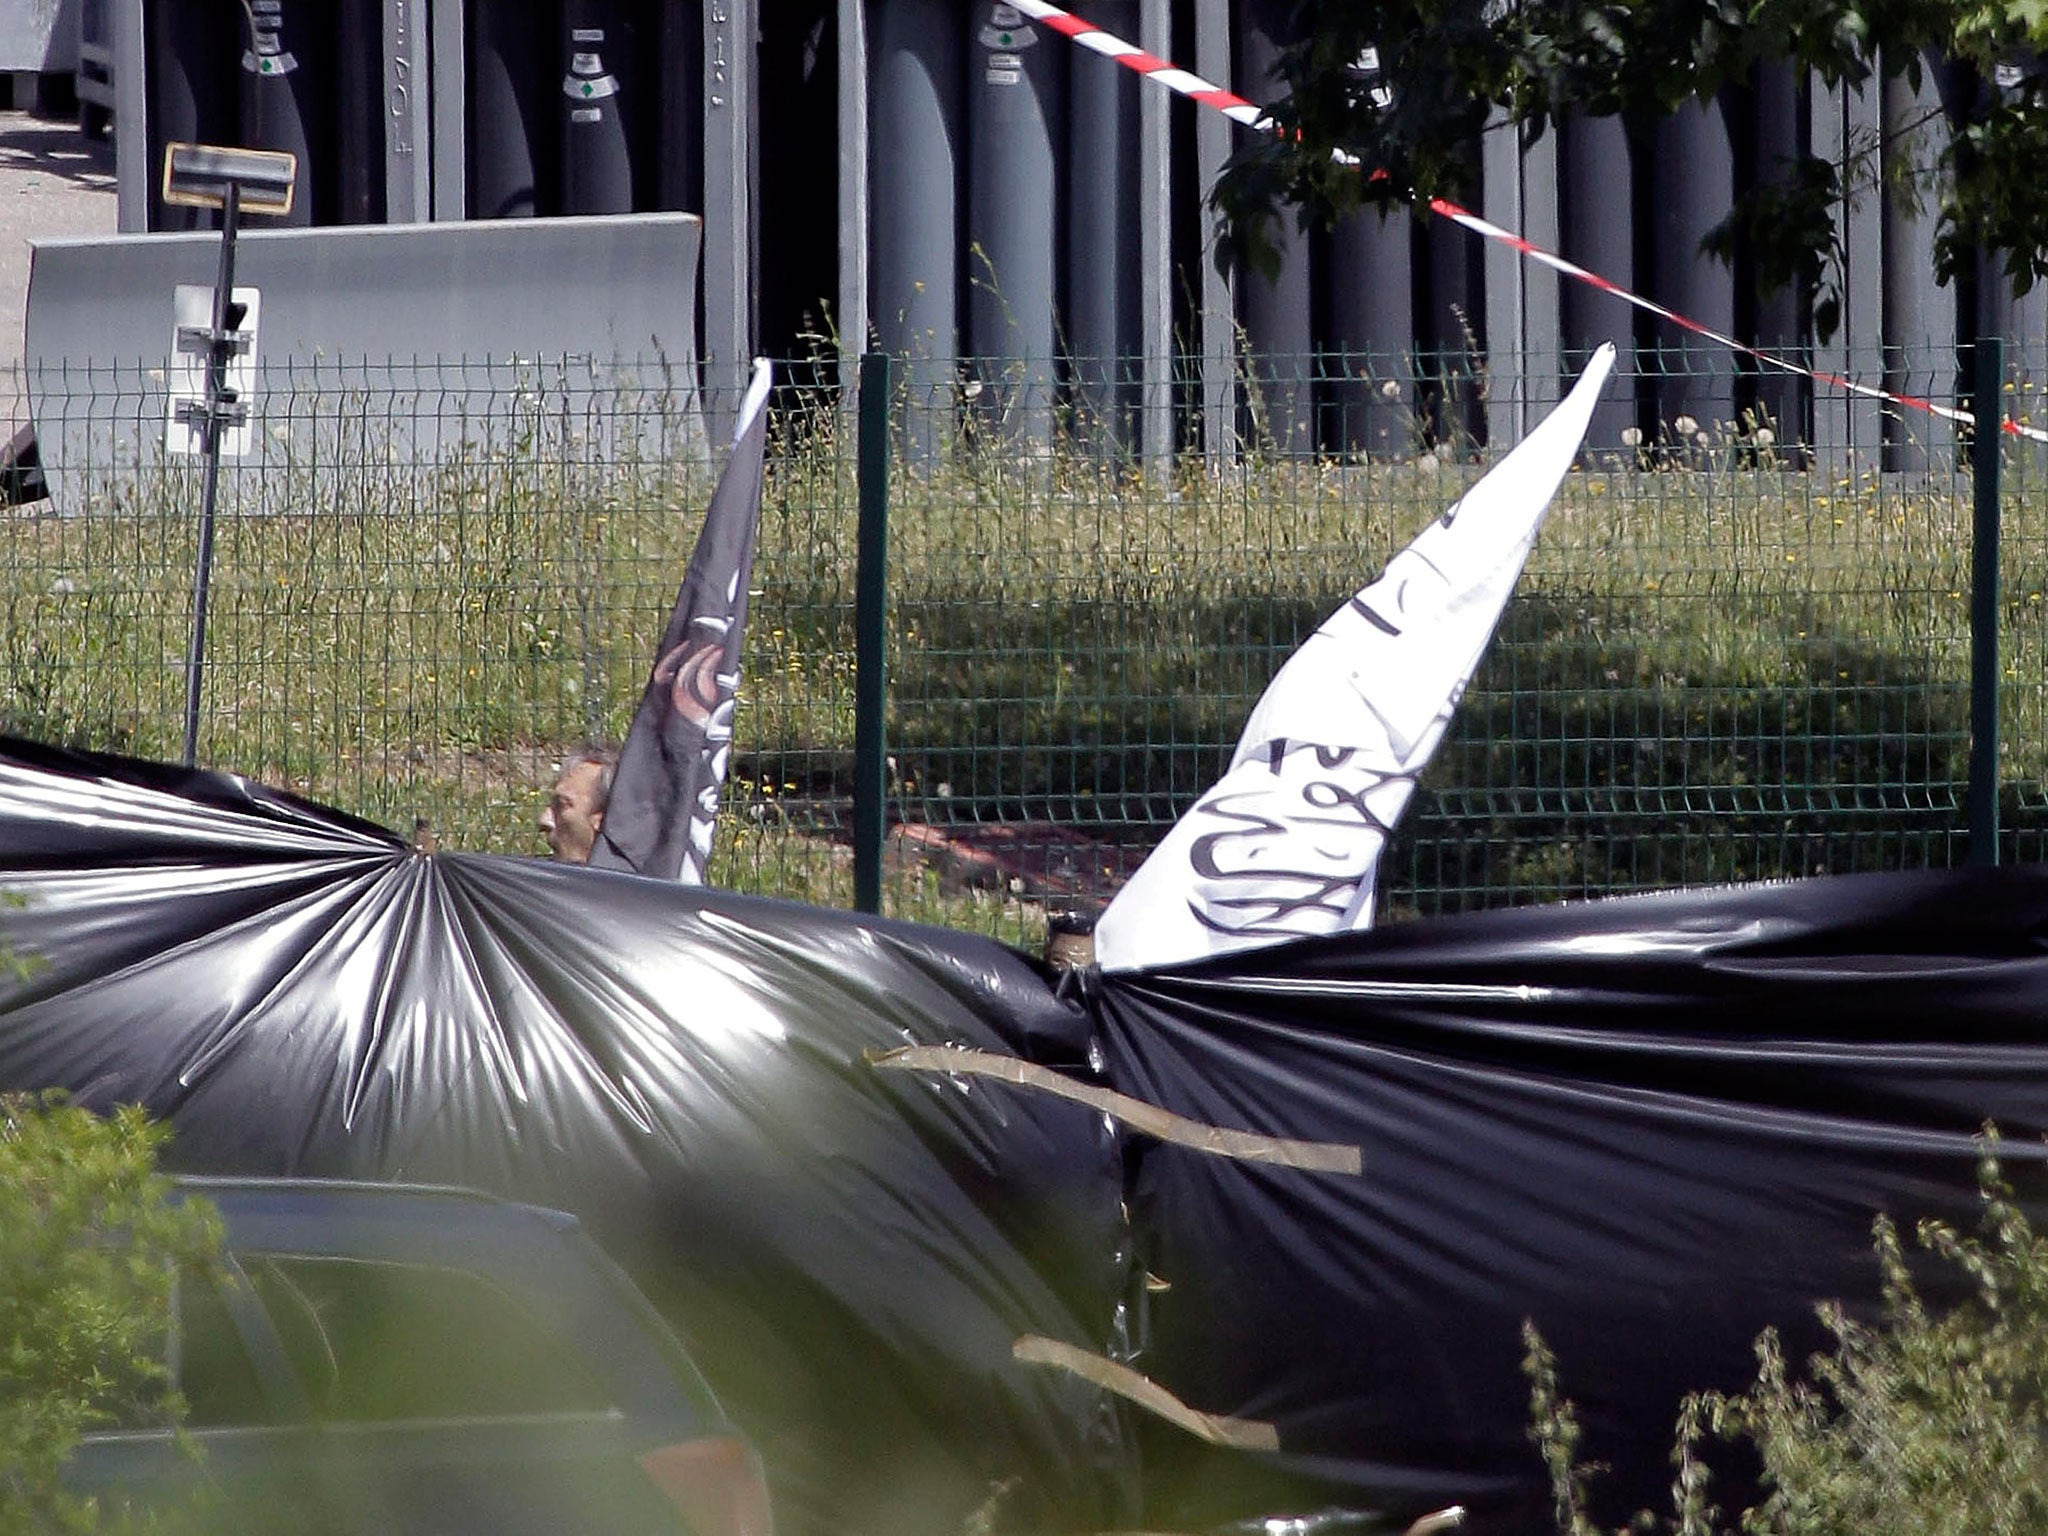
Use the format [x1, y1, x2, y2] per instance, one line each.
[1012, 1335, 1281, 1452]
[1403, 1509, 1468, 1535]
[868, 1045, 1363, 1175]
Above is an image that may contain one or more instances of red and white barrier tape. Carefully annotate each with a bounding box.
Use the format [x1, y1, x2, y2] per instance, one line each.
[1009, 1, 1273, 129]
[1006, 0, 2045, 445]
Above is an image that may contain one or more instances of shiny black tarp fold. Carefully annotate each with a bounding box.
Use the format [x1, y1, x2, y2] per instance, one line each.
[9, 736, 2048, 1534]
[0, 737, 1134, 1536]
[1096, 868, 2048, 1530]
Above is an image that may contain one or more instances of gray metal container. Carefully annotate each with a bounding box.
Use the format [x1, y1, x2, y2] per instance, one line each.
[1648, 95, 1737, 440]
[1327, 206, 1416, 458]
[1234, 0, 1313, 452]
[1064, 0, 1143, 454]
[238, 0, 324, 228]
[967, 1, 1062, 451]
[561, 0, 635, 215]
[467, 0, 547, 218]
[1559, 112, 1639, 447]
[871, 0, 964, 458]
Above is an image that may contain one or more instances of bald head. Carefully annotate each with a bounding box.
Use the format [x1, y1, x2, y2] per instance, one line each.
[541, 748, 616, 862]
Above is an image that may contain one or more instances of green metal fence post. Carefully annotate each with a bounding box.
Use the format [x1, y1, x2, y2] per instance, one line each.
[1969, 334, 2004, 866]
[853, 351, 891, 912]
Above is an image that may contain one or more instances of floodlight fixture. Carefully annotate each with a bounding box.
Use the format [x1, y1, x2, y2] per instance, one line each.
[162, 142, 298, 217]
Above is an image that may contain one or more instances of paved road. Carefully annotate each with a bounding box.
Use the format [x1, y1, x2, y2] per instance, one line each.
[1, 108, 117, 436]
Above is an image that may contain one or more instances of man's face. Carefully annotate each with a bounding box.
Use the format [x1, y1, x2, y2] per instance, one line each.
[540, 760, 608, 862]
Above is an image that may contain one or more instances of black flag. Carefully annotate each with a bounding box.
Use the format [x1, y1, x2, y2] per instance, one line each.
[591, 360, 772, 882]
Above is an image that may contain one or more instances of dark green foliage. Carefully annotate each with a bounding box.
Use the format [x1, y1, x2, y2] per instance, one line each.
[1525, 1133, 2048, 1535]
[0, 1092, 223, 1534]
[1213, 0, 2048, 338]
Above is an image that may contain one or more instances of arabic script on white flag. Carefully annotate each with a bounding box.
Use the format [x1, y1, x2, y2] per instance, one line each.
[1094, 344, 1617, 971]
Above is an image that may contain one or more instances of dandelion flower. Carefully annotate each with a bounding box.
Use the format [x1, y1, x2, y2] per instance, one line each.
[1620, 426, 1643, 447]
[1673, 415, 1699, 437]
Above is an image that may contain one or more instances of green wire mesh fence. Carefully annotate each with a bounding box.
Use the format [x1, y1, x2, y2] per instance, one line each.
[3, 343, 2043, 941]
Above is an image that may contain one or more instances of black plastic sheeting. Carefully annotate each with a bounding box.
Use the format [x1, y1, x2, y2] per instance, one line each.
[0, 738, 1134, 1536]
[7, 735, 2048, 1534]
[1096, 872, 2048, 1531]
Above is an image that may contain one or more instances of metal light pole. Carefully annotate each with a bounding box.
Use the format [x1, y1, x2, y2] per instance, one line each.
[160, 143, 296, 767]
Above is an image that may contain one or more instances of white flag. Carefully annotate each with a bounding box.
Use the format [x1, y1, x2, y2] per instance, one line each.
[1094, 344, 1617, 971]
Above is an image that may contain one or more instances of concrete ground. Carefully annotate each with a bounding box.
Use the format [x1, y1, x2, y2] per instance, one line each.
[1, 106, 116, 436]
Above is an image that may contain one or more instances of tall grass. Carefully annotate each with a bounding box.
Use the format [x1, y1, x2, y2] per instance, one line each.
[4, 354, 2046, 938]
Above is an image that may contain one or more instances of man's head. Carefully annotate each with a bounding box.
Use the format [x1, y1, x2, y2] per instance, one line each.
[1043, 907, 1099, 972]
[541, 747, 617, 863]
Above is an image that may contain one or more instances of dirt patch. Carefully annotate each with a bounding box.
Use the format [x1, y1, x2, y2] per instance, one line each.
[887, 821, 1146, 906]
